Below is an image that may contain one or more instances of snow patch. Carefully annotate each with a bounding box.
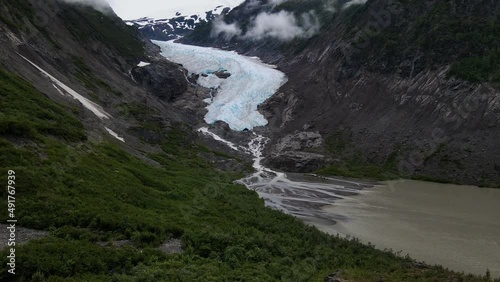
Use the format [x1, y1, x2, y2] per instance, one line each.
[18, 54, 112, 119]
[105, 128, 126, 143]
[52, 84, 67, 97]
[154, 40, 287, 131]
[137, 61, 151, 67]
[198, 127, 239, 151]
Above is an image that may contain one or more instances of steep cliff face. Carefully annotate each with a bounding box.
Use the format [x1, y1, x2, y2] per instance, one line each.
[178, 0, 500, 186]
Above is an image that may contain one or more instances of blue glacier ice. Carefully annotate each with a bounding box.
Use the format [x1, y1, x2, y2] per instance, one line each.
[153, 40, 287, 131]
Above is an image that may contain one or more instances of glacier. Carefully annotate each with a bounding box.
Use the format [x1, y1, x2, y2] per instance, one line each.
[153, 40, 287, 131]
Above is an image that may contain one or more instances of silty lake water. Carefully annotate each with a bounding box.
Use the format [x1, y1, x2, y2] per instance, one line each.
[314, 180, 500, 277]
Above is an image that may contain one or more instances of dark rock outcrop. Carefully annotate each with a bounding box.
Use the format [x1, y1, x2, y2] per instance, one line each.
[131, 62, 188, 101]
[213, 70, 231, 79]
[324, 270, 345, 282]
[264, 131, 332, 172]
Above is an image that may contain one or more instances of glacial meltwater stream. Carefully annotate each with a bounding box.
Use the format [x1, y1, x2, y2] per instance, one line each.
[157, 40, 500, 278]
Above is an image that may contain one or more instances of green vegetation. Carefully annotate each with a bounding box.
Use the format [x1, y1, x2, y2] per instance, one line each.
[0, 0, 62, 49]
[345, 1, 500, 82]
[318, 131, 398, 180]
[316, 155, 400, 181]
[449, 47, 500, 82]
[0, 68, 494, 281]
[119, 102, 155, 118]
[59, 4, 145, 58]
[0, 0, 34, 31]
[0, 68, 86, 142]
[73, 56, 123, 97]
[317, 131, 498, 187]
[317, 163, 397, 181]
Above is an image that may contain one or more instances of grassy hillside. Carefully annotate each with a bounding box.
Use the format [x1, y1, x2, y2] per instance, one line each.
[0, 69, 494, 281]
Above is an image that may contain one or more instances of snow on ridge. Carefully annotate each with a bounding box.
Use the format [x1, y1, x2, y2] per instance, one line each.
[137, 61, 151, 67]
[125, 0, 244, 31]
[147, 0, 244, 20]
[154, 40, 287, 131]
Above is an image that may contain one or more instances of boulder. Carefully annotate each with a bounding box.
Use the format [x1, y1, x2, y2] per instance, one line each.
[213, 70, 231, 79]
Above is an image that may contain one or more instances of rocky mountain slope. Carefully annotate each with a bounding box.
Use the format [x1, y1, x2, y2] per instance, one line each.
[175, 0, 500, 187]
[0, 0, 204, 151]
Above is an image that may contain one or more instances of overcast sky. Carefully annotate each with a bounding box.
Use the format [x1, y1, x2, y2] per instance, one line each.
[107, 0, 244, 20]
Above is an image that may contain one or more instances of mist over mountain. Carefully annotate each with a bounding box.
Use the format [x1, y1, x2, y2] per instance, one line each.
[60, 0, 113, 13]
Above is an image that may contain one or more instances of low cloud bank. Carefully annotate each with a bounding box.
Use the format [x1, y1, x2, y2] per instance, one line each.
[212, 18, 242, 39]
[60, 0, 112, 13]
[244, 10, 319, 41]
[213, 10, 320, 41]
[212, 0, 368, 41]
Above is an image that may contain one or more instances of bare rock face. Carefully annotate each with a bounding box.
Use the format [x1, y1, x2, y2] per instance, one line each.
[131, 62, 188, 101]
[158, 239, 184, 254]
[264, 151, 333, 172]
[265, 131, 339, 174]
[265, 131, 333, 172]
[275, 131, 324, 152]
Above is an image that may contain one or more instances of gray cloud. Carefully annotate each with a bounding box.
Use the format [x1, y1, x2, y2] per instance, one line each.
[212, 10, 320, 41]
[60, 0, 113, 13]
[323, 0, 338, 13]
[212, 17, 242, 39]
[244, 10, 319, 40]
